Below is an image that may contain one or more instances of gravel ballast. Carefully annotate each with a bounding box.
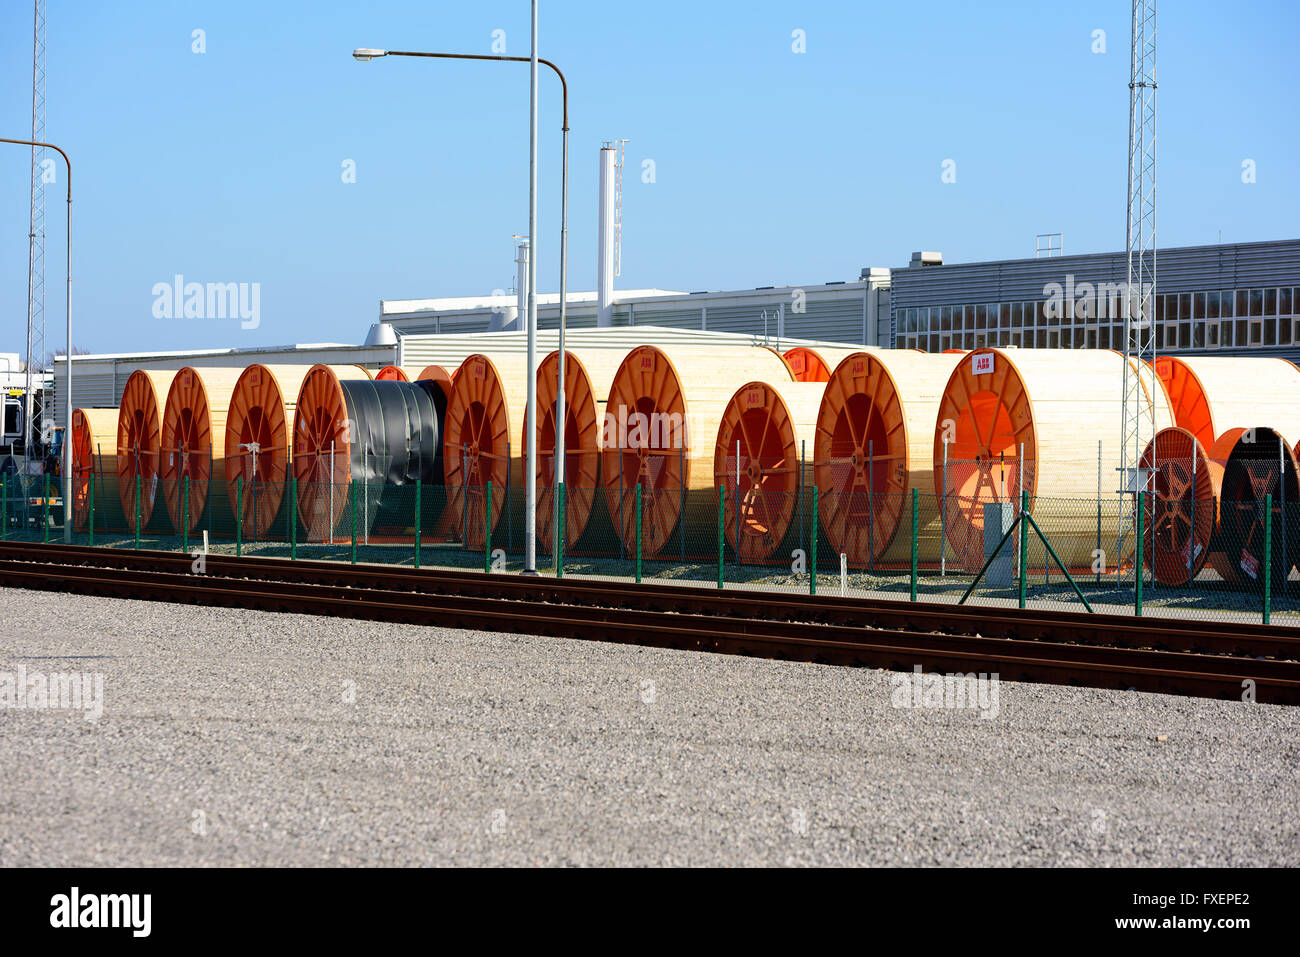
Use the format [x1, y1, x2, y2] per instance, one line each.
[0, 586, 1295, 867]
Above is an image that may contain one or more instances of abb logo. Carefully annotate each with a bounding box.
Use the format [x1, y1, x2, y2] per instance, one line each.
[851, 359, 866, 374]
[247, 368, 260, 385]
[971, 353, 994, 376]
[640, 354, 654, 370]
[745, 388, 764, 407]
[472, 360, 485, 379]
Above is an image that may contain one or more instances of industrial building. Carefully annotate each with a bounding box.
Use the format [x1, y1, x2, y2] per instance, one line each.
[49, 237, 1300, 413]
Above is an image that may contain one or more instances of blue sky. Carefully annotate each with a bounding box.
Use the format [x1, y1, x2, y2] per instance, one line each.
[0, 0, 1296, 357]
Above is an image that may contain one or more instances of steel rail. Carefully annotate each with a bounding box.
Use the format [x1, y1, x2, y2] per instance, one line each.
[0, 545, 1297, 704]
[1, 542, 1295, 660]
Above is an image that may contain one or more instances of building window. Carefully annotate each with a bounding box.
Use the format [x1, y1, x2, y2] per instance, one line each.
[1281, 287, 1293, 316]
[1192, 321, 1205, 349]
[1280, 318, 1292, 346]
[1263, 318, 1276, 346]
[1221, 291, 1234, 318]
[1265, 288, 1277, 316]
[1194, 292, 1206, 319]
[1207, 291, 1220, 319]
[1248, 289, 1263, 316]
[1207, 322, 1220, 348]
[1250, 319, 1263, 345]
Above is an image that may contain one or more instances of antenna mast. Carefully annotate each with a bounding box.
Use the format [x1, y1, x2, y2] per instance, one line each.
[1117, 0, 1158, 564]
[24, 0, 48, 451]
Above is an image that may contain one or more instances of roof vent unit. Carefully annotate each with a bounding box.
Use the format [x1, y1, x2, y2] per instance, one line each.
[909, 251, 943, 268]
[364, 322, 398, 347]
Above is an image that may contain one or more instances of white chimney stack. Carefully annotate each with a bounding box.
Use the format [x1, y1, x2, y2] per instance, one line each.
[596, 143, 616, 327]
[515, 238, 530, 327]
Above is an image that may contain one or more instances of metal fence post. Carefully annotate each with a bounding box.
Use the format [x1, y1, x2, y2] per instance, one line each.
[910, 487, 919, 601]
[716, 485, 725, 589]
[1135, 490, 1145, 617]
[289, 476, 297, 561]
[1096, 440, 1102, 584]
[636, 483, 643, 584]
[88, 472, 95, 547]
[941, 436, 948, 577]
[867, 440, 874, 574]
[413, 478, 421, 569]
[1019, 489, 1029, 610]
[350, 478, 358, 565]
[810, 485, 818, 596]
[484, 479, 493, 574]
[557, 482, 565, 579]
[679, 444, 686, 564]
[135, 474, 142, 551]
[1264, 493, 1272, 625]
[617, 442, 625, 561]
[235, 475, 243, 557]
[734, 439, 741, 573]
[0, 479, 6, 541]
[182, 475, 190, 554]
[42, 474, 50, 544]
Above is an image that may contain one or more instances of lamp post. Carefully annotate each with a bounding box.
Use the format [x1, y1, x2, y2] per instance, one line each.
[1, 136, 71, 542]
[354, 35, 570, 575]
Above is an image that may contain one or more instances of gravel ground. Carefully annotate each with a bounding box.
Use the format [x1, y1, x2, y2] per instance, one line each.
[0, 586, 1296, 867]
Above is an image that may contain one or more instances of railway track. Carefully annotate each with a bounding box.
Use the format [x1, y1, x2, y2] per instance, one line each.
[1, 541, 1298, 705]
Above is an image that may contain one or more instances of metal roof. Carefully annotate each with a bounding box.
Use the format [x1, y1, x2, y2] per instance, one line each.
[398, 325, 867, 371]
[890, 238, 1300, 309]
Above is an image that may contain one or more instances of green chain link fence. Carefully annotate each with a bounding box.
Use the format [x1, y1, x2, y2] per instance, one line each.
[9, 456, 1298, 626]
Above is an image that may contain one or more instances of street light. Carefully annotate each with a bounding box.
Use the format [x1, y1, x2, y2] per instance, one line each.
[352, 38, 570, 575]
[1, 136, 72, 543]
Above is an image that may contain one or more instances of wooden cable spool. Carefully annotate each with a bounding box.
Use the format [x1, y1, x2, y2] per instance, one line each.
[224, 364, 327, 538]
[160, 366, 244, 534]
[529, 348, 629, 552]
[713, 379, 824, 562]
[290, 364, 383, 540]
[1138, 426, 1224, 586]
[783, 346, 877, 383]
[116, 369, 179, 532]
[378, 364, 455, 404]
[1216, 426, 1300, 590]
[598, 344, 794, 557]
[1154, 356, 1300, 452]
[416, 363, 455, 392]
[71, 408, 121, 531]
[442, 353, 529, 549]
[933, 348, 1174, 571]
[814, 350, 963, 567]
